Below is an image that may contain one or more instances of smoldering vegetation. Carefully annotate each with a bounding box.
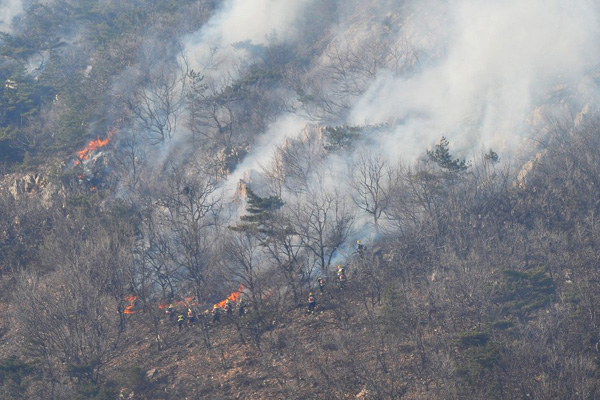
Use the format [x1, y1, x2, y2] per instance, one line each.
[1, 0, 600, 399]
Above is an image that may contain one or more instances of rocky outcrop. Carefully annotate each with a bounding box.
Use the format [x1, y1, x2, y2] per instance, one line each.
[8, 173, 42, 199]
[1, 172, 64, 208]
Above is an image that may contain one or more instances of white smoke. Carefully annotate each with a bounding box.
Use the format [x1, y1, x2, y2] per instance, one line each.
[182, 0, 315, 75]
[349, 0, 600, 160]
[223, 113, 308, 197]
[174, 0, 600, 231]
[0, 0, 23, 33]
[212, 0, 600, 238]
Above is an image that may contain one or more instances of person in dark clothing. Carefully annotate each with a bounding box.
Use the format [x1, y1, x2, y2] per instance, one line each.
[318, 277, 326, 293]
[166, 303, 175, 321]
[308, 292, 316, 314]
[338, 273, 346, 288]
[337, 265, 347, 289]
[225, 299, 233, 316]
[202, 309, 209, 327]
[356, 240, 365, 256]
[177, 314, 185, 331]
[237, 298, 245, 317]
[212, 305, 220, 324]
[187, 308, 196, 326]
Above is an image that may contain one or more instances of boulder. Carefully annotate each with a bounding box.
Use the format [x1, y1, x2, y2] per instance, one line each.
[146, 368, 159, 381]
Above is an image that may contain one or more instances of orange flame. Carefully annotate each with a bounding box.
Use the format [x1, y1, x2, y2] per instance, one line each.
[75, 126, 117, 166]
[124, 295, 137, 314]
[156, 286, 244, 312]
[215, 285, 245, 309]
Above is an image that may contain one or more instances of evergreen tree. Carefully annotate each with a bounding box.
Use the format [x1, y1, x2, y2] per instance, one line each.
[427, 136, 470, 172]
[497, 266, 555, 321]
[230, 187, 284, 235]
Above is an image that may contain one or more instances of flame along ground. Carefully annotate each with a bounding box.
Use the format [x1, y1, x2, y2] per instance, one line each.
[123, 295, 137, 314]
[214, 284, 245, 309]
[152, 284, 246, 314]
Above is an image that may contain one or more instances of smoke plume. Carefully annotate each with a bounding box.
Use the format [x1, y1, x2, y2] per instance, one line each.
[166, 0, 600, 238]
[182, 0, 316, 75]
[186, 0, 600, 185]
[348, 0, 600, 160]
[0, 0, 23, 33]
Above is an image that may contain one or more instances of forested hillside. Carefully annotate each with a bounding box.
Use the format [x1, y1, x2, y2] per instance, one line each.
[2, 0, 600, 399]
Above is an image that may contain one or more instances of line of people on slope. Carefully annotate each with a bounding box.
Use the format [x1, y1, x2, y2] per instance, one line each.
[166, 241, 364, 325]
[165, 263, 352, 328]
[166, 298, 246, 331]
[167, 239, 364, 327]
[308, 264, 349, 314]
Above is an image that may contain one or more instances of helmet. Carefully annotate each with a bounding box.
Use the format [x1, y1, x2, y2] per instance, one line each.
[357, 240, 361, 244]
[213, 304, 218, 309]
[309, 292, 313, 296]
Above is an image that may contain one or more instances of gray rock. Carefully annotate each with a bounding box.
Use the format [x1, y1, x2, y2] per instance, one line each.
[146, 368, 158, 380]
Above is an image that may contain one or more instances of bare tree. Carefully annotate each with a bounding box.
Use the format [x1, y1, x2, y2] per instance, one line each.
[292, 187, 354, 276]
[186, 75, 238, 150]
[260, 211, 307, 304]
[129, 61, 188, 145]
[160, 162, 222, 302]
[221, 230, 264, 316]
[260, 126, 327, 197]
[351, 151, 399, 232]
[112, 126, 148, 191]
[17, 242, 123, 393]
[220, 230, 270, 350]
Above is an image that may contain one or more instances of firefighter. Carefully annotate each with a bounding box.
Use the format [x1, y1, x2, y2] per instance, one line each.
[225, 299, 233, 316]
[308, 292, 316, 313]
[177, 313, 185, 331]
[187, 308, 196, 326]
[337, 265, 347, 289]
[166, 303, 175, 321]
[356, 239, 364, 256]
[212, 304, 220, 324]
[237, 298, 245, 317]
[338, 272, 346, 289]
[203, 309, 211, 328]
[318, 276, 326, 293]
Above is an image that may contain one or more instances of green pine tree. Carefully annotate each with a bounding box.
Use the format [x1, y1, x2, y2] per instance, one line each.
[230, 187, 283, 235]
[427, 136, 470, 172]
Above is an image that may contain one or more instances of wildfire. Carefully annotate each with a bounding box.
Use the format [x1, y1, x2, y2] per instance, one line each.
[123, 295, 137, 314]
[156, 285, 245, 311]
[214, 284, 245, 309]
[74, 126, 117, 166]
